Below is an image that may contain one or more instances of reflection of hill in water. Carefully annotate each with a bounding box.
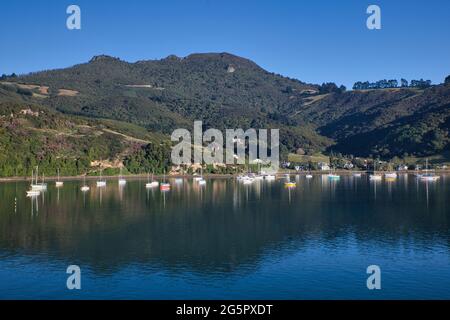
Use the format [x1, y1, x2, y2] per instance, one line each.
[0, 177, 449, 274]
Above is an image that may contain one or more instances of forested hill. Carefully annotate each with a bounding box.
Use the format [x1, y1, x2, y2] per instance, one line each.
[11, 53, 319, 132]
[0, 86, 169, 177]
[1, 52, 449, 167]
[289, 84, 450, 157]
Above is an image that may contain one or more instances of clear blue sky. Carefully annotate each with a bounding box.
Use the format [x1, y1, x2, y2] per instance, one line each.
[1, 0, 449, 88]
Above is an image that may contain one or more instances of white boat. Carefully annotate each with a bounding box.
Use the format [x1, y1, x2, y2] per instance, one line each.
[96, 181, 106, 187]
[80, 175, 90, 192]
[238, 175, 246, 181]
[55, 169, 64, 187]
[305, 165, 313, 179]
[370, 160, 382, 180]
[31, 166, 47, 190]
[264, 174, 276, 180]
[414, 165, 422, 177]
[198, 167, 206, 185]
[384, 164, 397, 179]
[254, 175, 264, 180]
[31, 184, 47, 191]
[193, 169, 204, 182]
[420, 159, 440, 182]
[385, 172, 397, 179]
[238, 174, 250, 181]
[384, 162, 397, 179]
[175, 178, 183, 184]
[352, 173, 362, 177]
[118, 168, 126, 186]
[369, 174, 382, 180]
[145, 173, 159, 188]
[241, 171, 255, 184]
[146, 181, 159, 188]
[420, 174, 440, 182]
[193, 167, 206, 185]
[96, 170, 106, 187]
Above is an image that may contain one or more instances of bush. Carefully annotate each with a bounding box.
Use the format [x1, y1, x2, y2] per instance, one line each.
[16, 87, 33, 96]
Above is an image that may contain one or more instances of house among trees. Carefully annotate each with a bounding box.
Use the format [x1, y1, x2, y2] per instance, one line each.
[319, 162, 330, 171]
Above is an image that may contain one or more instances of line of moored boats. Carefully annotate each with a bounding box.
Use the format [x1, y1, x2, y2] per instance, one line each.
[26, 167, 199, 197]
[25, 161, 442, 197]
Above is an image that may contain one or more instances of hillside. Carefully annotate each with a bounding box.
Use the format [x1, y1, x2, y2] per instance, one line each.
[4, 53, 331, 154]
[289, 85, 450, 157]
[0, 52, 449, 175]
[0, 86, 168, 177]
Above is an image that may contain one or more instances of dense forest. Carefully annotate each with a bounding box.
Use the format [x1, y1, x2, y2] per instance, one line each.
[353, 78, 432, 90]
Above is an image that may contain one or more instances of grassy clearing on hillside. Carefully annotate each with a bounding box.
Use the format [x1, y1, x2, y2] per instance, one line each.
[402, 151, 450, 165]
[288, 153, 329, 163]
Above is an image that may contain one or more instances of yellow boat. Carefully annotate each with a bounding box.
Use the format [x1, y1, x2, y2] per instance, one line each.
[284, 181, 296, 188]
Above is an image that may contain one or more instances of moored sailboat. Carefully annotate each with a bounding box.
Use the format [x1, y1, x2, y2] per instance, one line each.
[264, 174, 276, 181]
[284, 174, 296, 188]
[146, 172, 159, 188]
[96, 169, 106, 187]
[284, 181, 296, 188]
[327, 166, 340, 180]
[160, 171, 171, 191]
[26, 169, 41, 196]
[384, 163, 397, 180]
[31, 166, 47, 191]
[55, 169, 64, 187]
[420, 159, 440, 182]
[305, 165, 313, 179]
[118, 167, 126, 186]
[198, 167, 206, 185]
[369, 160, 382, 181]
[81, 174, 90, 192]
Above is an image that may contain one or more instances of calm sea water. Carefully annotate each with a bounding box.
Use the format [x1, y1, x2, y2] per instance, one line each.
[0, 174, 449, 299]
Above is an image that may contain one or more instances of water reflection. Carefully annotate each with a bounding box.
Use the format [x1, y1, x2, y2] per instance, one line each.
[0, 175, 449, 297]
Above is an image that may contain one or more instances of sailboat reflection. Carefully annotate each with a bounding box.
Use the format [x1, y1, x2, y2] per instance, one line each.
[29, 193, 39, 216]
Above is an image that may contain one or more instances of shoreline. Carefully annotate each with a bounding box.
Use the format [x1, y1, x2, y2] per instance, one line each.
[1, 170, 449, 182]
